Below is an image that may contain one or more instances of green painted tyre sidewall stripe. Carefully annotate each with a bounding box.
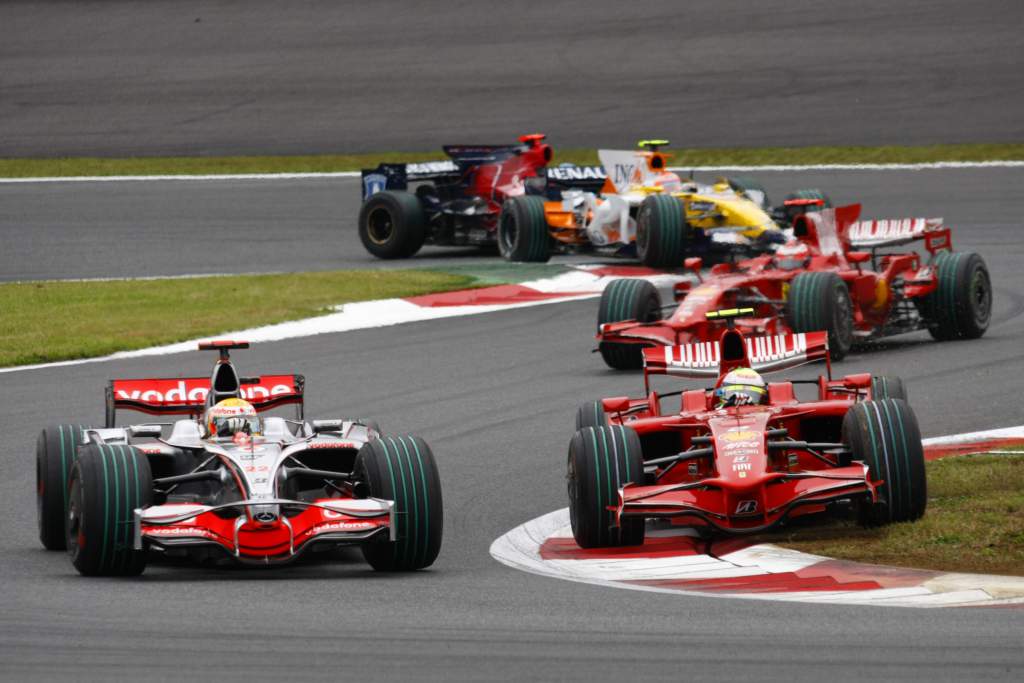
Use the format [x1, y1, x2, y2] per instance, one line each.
[408, 436, 431, 567]
[395, 436, 420, 566]
[617, 425, 631, 483]
[386, 437, 412, 559]
[891, 400, 914, 517]
[879, 400, 903, 517]
[586, 428, 603, 541]
[598, 427, 613, 538]
[862, 403, 888, 520]
[376, 440, 400, 564]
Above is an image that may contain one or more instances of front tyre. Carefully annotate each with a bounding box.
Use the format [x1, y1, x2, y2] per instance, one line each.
[498, 195, 550, 262]
[786, 271, 854, 360]
[568, 426, 646, 548]
[357, 435, 443, 571]
[870, 376, 907, 403]
[637, 194, 689, 268]
[843, 399, 926, 526]
[358, 190, 427, 259]
[37, 424, 91, 550]
[67, 444, 153, 576]
[596, 279, 662, 370]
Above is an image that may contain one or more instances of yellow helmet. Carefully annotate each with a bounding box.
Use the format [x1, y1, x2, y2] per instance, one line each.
[715, 367, 767, 407]
[205, 398, 260, 437]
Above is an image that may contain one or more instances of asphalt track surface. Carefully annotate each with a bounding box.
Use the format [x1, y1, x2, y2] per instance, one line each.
[2, 167, 1022, 282]
[2, 0, 1024, 157]
[1, 170, 1023, 680]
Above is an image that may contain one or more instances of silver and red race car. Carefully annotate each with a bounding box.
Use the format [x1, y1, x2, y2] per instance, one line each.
[36, 341, 443, 576]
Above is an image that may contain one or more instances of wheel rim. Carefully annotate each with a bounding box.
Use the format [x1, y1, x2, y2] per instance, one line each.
[500, 213, 518, 254]
[970, 267, 992, 326]
[833, 284, 854, 347]
[366, 207, 395, 245]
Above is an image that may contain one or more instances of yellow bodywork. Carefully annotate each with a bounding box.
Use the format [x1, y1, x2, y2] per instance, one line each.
[675, 181, 777, 240]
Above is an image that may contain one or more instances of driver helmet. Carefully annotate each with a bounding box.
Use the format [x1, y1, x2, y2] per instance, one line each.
[205, 398, 261, 438]
[715, 367, 767, 407]
[774, 239, 811, 271]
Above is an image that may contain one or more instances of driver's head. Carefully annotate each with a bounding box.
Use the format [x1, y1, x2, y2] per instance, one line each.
[205, 398, 260, 438]
[774, 239, 810, 271]
[715, 368, 767, 407]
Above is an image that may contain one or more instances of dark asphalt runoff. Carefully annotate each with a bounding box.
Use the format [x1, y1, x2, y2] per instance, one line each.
[1, 167, 1022, 282]
[2, 0, 1023, 157]
[1, 169, 1023, 680]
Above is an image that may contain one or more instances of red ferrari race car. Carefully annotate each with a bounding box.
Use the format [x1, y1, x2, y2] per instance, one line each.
[358, 133, 561, 258]
[594, 203, 992, 369]
[567, 310, 925, 546]
[36, 342, 443, 576]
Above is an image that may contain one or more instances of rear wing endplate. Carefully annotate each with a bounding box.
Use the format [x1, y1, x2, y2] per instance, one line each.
[643, 331, 830, 380]
[105, 374, 305, 427]
[361, 161, 460, 199]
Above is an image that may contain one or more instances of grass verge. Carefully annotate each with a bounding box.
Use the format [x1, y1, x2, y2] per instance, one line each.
[777, 453, 1024, 576]
[0, 270, 476, 367]
[1, 143, 1022, 178]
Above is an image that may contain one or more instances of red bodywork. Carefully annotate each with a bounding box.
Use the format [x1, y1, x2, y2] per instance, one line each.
[598, 204, 953, 350]
[603, 327, 885, 534]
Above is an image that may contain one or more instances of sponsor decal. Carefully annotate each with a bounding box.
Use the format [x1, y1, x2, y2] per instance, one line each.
[243, 464, 270, 473]
[732, 462, 752, 472]
[689, 200, 715, 212]
[613, 163, 640, 187]
[362, 173, 387, 197]
[113, 378, 296, 406]
[406, 161, 458, 175]
[253, 511, 277, 524]
[546, 165, 606, 181]
[732, 454, 751, 463]
[146, 526, 215, 540]
[307, 441, 359, 449]
[735, 500, 758, 514]
[314, 520, 376, 533]
[721, 430, 759, 442]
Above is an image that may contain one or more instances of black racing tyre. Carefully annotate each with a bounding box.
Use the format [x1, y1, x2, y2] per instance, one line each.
[67, 444, 153, 576]
[358, 190, 427, 259]
[356, 435, 443, 571]
[37, 424, 91, 550]
[574, 400, 610, 431]
[842, 399, 926, 526]
[597, 279, 662, 370]
[786, 271, 854, 360]
[568, 426, 646, 548]
[871, 376, 908, 403]
[921, 251, 992, 341]
[637, 194, 690, 268]
[498, 195, 550, 262]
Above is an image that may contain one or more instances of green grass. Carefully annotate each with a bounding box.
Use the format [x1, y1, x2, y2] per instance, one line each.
[777, 453, 1024, 576]
[0, 270, 475, 367]
[1, 143, 1022, 178]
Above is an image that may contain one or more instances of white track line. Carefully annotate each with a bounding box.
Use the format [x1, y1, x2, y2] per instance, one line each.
[2, 161, 1022, 184]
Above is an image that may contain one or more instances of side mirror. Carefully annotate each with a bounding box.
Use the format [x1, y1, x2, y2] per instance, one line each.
[847, 251, 871, 264]
[601, 396, 631, 413]
[841, 373, 872, 389]
[129, 424, 162, 438]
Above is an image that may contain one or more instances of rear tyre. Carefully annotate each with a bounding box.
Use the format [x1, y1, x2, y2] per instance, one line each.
[871, 376, 907, 403]
[575, 401, 610, 430]
[37, 424, 90, 550]
[498, 195, 550, 262]
[358, 190, 427, 259]
[842, 399, 926, 526]
[786, 271, 854, 360]
[922, 251, 992, 340]
[597, 279, 662, 370]
[727, 176, 770, 209]
[357, 435, 443, 571]
[67, 444, 153, 576]
[568, 426, 646, 548]
[637, 194, 690, 268]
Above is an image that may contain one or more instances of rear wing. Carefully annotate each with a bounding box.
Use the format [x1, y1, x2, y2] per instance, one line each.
[105, 374, 305, 427]
[847, 217, 950, 252]
[643, 331, 830, 380]
[545, 165, 607, 193]
[361, 161, 460, 199]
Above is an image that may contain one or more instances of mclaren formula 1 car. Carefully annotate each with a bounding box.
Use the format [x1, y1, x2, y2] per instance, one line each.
[567, 310, 925, 546]
[595, 203, 991, 368]
[36, 341, 443, 576]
